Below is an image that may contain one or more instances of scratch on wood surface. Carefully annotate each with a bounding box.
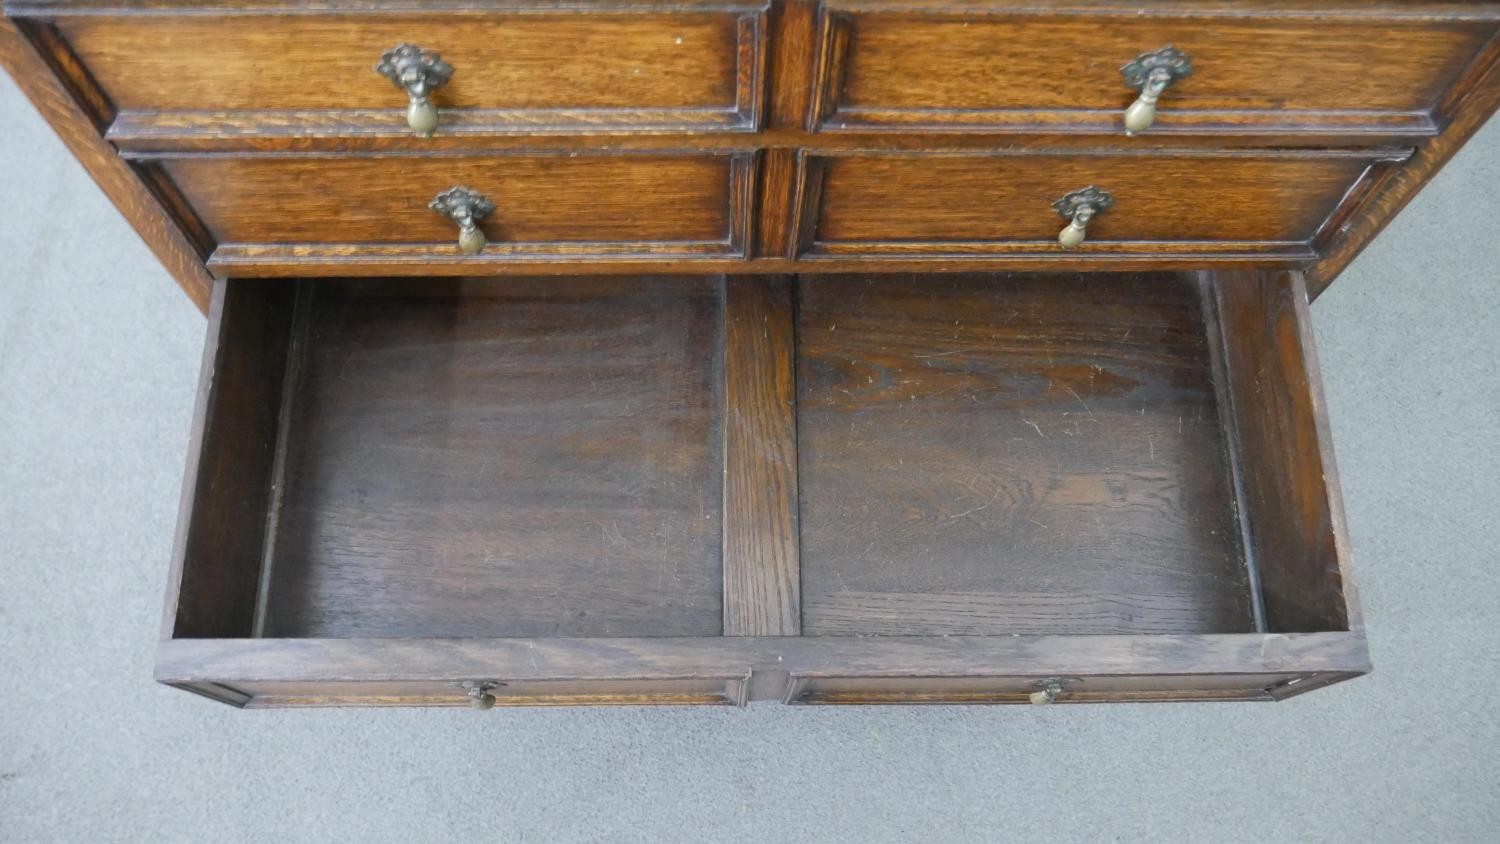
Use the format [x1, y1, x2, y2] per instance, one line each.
[946, 488, 1002, 523]
[1063, 384, 1097, 422]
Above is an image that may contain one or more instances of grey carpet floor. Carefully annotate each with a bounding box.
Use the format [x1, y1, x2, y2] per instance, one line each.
[2, 70, 1497, 842]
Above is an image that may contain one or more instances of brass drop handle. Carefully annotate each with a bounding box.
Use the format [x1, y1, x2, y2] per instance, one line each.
[1052, 186, 1114, 249]
[457, 680, 502, 710]
[1028, 677, 1080, 705]
[1120, 45, 1192, 135]
[430, 187, 495, 255]
[375, 44, 454, 137]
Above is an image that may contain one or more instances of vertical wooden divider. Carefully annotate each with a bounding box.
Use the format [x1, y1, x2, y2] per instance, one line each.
[722, 275, 801, 636]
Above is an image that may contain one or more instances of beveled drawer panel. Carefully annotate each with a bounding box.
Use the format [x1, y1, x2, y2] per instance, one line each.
[214, 678, 750, 708]
[785, 673, 1319, 705]
[54, 6, 766, 137]
[812, 4, 1499, 135]
[795, 149, 1408, 259]
[154, 152, 756, 268]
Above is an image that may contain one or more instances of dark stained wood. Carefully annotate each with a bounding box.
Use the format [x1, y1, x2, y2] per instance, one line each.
[812, 3, 1498, 135]
[165, 278, 296, 638]
[1211, 269, 1356, 633]
[754, 147, 800, 257]
[796, 273, 1254, 636]
[104, 123, 1439, 155]
[801, 149, 1406, 256]
[157, 152, 748, 257]
[52, 7, 766, 134]
[155, 630, 1370, 706]
[722, 276, 800, 635]
[784, 672, 1313, 704]
[765, 0, 817, 129]
[0, 16, 213, 311]
[228, 677, 749, 708]
[202, 251, 1308, 279]
[13, 0, 1490, 12]
[6, 0, 1421, 708]
[253, 276, 726, 639]
[155, 267, 1369, 706]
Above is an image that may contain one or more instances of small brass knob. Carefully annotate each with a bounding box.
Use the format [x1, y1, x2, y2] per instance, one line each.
[1028, 677, 1079, 705]
[1029, 683, 1064, 705]
[430, 187, 495, 255]
[376, 44, 454, 137]
[1052, 186, 1114, 249]
[457, 680, 500, 710]
[1120, 45, 1192, 135]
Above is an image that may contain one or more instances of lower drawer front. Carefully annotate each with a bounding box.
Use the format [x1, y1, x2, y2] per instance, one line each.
[801, 150, 1403, 258]
[786, 674, 1320, 704]
[202, 678, 748, 708]
[156, 152, 752, 267]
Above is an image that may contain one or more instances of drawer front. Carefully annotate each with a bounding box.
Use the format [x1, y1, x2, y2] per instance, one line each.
[157, 152, 755, 266]
[797, 150, 1403, 258]
[56, 7, 765, 135]
[786, 673, 1324, 705]
[812, 5, 1497, 134]
[203, 678, 749, 708]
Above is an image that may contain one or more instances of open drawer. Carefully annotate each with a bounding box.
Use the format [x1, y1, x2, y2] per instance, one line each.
[159, 270, 1366, 707]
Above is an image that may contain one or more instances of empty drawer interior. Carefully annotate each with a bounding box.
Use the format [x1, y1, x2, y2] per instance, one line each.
[173, 277, 726, 640]
[168, 271, 1349, 644]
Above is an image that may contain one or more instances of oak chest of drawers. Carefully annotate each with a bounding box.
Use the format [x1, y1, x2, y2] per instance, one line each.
[4, 0, 1497, 708]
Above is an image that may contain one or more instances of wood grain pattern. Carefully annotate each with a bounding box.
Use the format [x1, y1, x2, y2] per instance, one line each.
[53, 9, 765, 133]
[201, 251, 1308, 279]
[722, 276, 800, 635]
[0, 17, 213, 310]
[814, 6, 1498, 134]
[753, 147, 799, 257]
[106, 120, 1433, 155]
[227, 677, 748, 708]
[165, 279, 296, 638]
[802, 149, 1404, 255]
[8, 2, 1500, 296]
[155, 630, 1369, 706]
[255, 276, 726, 639]
[784, 671, 1310, 704]
[796, 273, 1254, 636]
[157, 152, 743, 253]
[1212, 269, 1356, 633]
[765, 0, 816, 128]
[5, 0, 1412, 708]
